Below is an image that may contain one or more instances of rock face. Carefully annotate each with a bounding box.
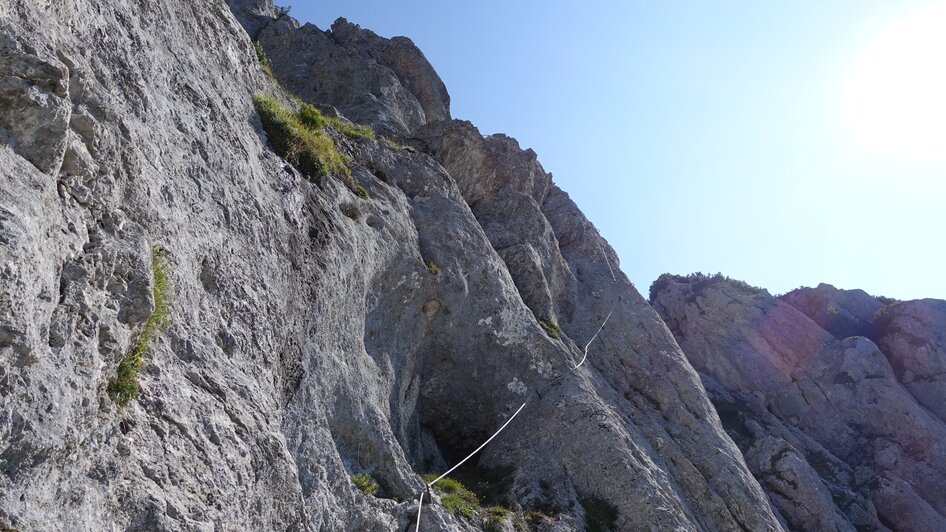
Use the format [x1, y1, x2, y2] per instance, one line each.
[0, 1, 940, 531]
[781, 283, 884, 339]
[871, 299, 946, 422]
[651, 274, 946, 532]
[257, 16, 450, 137]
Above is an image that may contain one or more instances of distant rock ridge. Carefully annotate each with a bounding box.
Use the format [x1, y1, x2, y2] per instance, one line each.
[651, 273, 946, 531]
[0, 1, 942, 530]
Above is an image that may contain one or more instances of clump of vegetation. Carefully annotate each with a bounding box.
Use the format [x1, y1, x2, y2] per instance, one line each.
[296, 100, 375, 140]
[382, 136, 416, 152]
[296, 102, 326, 129]
[581, 496, 618, 532]
[485, 505, 510, 531]
[649, 272, 765, 303]
[329, 117, 375, 140]
[252, 93, 351, 181]
[538, 316, 562, 339]
[448, 465, 513, 507]
[351, 473, 379, 496]
[426, 260, 442, 276]
[255, 41, 274, 78]
[876, 295, 900, 305]
[423, 474, 480, 519]
[354, 185, 370, 199]
[107, 246, 171, 407]
[422, 466, 515, 526]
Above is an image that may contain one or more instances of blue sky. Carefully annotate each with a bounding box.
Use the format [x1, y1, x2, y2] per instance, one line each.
[284, 1, 946, 300]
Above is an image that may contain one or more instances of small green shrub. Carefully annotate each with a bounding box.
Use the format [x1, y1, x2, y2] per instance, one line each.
[538, 317, 562, 339]
[649, 272, 765, 303]
[296, 102, 326, 130]
[255, 41, 274, 78]
[354, 185, 370, 199]
[351, 473, 379, 496]
[426, 260, 442, 276]
[423, 474, 481, 519]
[252, 93, 351, 180]
[581, 496, 618, 532]
[107, 246, 170, 407]
[485, 505, 509, 530]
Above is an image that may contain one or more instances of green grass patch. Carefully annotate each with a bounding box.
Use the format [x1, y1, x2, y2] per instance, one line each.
[382, 136, 416, 152]
[255, 41, 274, 79]
[328, 117, 375, 140]
[538, 316, 562, 339]
[581, 496, 618, 532]
[296, 102, 326, 130]
[354, 185, 370, 199]
[423, 474, 481, 519]
[252, 93, 351, 181]
[426, 260, 442, 276]
[351, 473, 379, 496]
[485, 505, 510, 530]
[107, 246, 170, 407]
[447, 465, 513, 507]
[297, 101, 374, 140]
[423, 469, 516, 524]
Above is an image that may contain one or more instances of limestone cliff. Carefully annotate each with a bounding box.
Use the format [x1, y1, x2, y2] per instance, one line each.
[0, 1, 940, 531]
[651, 275, 946, 531]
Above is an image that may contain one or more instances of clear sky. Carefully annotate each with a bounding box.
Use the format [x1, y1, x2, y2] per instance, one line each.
[283, 1, 946, 300]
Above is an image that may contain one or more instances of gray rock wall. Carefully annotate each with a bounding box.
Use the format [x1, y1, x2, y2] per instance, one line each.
[651, 274, 946, 531]
[2, 1, 939, 531]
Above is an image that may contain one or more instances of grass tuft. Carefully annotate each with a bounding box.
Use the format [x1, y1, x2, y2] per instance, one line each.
[423, 474, 481, 519]
[354, 185, 370, 199]
[426, 260, 442, 276]
[252, 93, 351, 181]
[296, 102, 326, 130]
[351, 473, 379, 496]
[255, 41, 274, 79]
[382, 136, 416, 152]
[328, 117, 375, 140]
[485, 505, 510, 531]
[107, 246, 170, 407]
[538, 316, 562, 339]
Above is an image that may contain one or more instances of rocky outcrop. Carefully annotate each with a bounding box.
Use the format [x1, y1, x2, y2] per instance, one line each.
[651, 273, 946, 531]
[0, 1, 785, 530]
[225, 0, 275, 37]
[256, 16, 450, 137]
[871, 299, 946, 422]
[781, 283, 885, 339]
[1, 1, 941, 531]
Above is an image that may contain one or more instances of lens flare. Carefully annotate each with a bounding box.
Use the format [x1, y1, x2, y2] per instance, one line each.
[842, 2, 946, 164]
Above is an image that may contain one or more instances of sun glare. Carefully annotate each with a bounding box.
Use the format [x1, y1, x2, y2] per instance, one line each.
[842, 2, 946, 164]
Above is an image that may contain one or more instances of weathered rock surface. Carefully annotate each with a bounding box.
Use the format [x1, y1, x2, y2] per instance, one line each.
[781, 283, 885, 339]
[870, 299, 946, 422]
[651, 274, 946, 532]
[0, 1, 783, 530]
[257, 15, 450, 137]
[226, 0, 274, 37]
[0, 1, 940, 531]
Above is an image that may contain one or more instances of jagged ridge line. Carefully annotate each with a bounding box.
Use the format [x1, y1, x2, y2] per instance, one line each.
[414, 248, 618, 528]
